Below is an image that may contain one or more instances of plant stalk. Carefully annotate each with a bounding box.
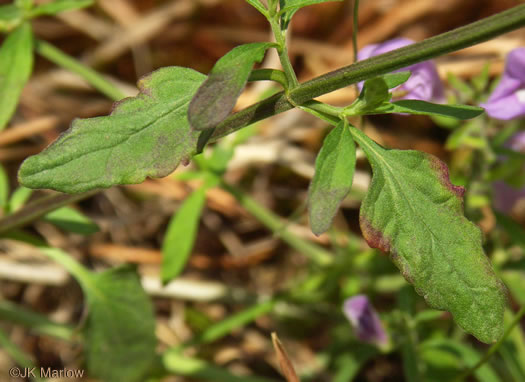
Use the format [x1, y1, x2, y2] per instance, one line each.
[213, 4, 525, 140]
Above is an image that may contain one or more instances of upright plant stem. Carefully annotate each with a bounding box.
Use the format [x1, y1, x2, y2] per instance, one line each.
[1, 7, 525, 232]
[34, 39, 126, 101]
[352, 0, 360, 64]
[269, 17, 299, 89]
[213, 4, 525, 139]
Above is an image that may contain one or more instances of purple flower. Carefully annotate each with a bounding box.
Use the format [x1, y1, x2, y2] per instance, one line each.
[481, 48, 525, 121]
[343, 295, 387, 346]
[357, 38, 444, 102]
[492, 131, 525, 214]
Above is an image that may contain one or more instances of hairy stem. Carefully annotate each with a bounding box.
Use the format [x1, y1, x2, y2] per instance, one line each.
[268, 16, 299, 89]
[1, 6, 524, 232]
[213, 4, 525, 139]
[352, 0, 360, 64]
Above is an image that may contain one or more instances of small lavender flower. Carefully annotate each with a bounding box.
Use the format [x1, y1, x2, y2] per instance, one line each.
[343, 295, 387, 346]
[492, 131, 525, 214]
[481, 48, 525, 121]
[357, 38, 444, 102]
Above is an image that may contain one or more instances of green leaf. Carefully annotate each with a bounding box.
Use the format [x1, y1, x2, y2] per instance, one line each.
[0, 327, 44, 381]
[494, 212, 525, 251]
[15, 0, 33, 10]
[499, 310, 525, 382]
[0, 22, 33, 130]
[0, 164, 8, 213]
[422, 338, 501, 382]
[43, 206, 99, 235]
[383, 71, 411, 89]
[374, 100, 484, 119]
[84, 265, 157, 382]
[344, 77, 391, 115]
[351, 127, 506, 343]
[308, 121, 356, 236]
[188, 42, 274, 131]
[28, 0, 93, 17]
[0, 5, 23, 32]
[18, 67, 206, 193]
[7, 186, 32, 213]
[5, 231, 156, 382]
[161, 177, 217, 283]
[278, 0, 343, 15]
[471, 63, 490, 93]
[361, 77, 390, 108]
[163, 352, 276, 382]
[447, 72, 475, 101]
[245, 0, 268, 16]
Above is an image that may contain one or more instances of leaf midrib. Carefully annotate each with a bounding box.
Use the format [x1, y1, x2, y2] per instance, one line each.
[23, 97, 191, 177]
[360, 138, 483, 299]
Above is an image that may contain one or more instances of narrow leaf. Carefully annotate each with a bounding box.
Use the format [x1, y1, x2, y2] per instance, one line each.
[7, 186, 32, 213]
[0, 164, 8, 212]
[163, 352, 276, 382]
[161, 181, 213, 283]
[352, 127, 506, 343]
[499, 310, 525, 382]
[374, 100, 484, 119]
[0, 5, 22, 33]
[15, 0, 33, 10]
[18, 67, 206, 193]
[279, 0, 343, 15]
[189, 42, 274, 131]
[246, 0, 268, 16]
[422, 339, 500, 382]
[361, 77, 390, 109]
[28, 0, 93, 17]
[0, 22, 33, 130]
[43, 206, 99, 235]
[383, 71, 411, 89]
[308, 121, 356, 235]
[84, 265, 157, 382]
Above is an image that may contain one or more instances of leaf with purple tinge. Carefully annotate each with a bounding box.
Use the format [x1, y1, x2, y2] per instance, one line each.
[188, 42, 275, 132]
[308, 121, 356, 236]
[18, 67, 205, 193]
[351, 127, 506, 344]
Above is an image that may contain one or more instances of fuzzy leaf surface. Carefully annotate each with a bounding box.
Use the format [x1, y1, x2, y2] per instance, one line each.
[245, 0, 267, 15]
[308, 122, 356, 235]
[83, 265, 156, 382]
[383, 71, 411, 88]
[0, 5, 22, 32]
[18, 67, 205, 193]
[352, 128, 506, 343]
[278, 0, 343, 14]
[28, 0, 93, 17]
[0, 22, 33, 130]
[188, 42, 274, 131]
